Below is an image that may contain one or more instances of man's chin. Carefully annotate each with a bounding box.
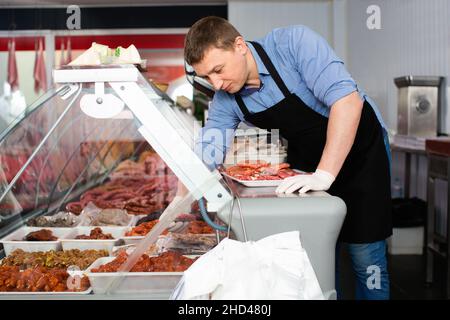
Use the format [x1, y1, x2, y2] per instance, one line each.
[227, 87, 239, 94]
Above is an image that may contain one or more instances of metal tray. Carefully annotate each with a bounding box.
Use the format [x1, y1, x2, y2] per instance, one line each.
[0, 227, 73, 256]
[61, 226, 127, 254]
[85, 256, 189, 295]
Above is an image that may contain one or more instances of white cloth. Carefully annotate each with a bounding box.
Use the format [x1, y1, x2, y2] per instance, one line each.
[171, 231, 324, 300]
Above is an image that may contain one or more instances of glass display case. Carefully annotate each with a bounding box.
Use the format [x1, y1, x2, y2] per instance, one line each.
[0, 64, 346, 299]
[0, 65, 232, 298]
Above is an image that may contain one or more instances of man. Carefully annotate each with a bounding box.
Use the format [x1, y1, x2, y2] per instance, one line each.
[184, 16, 392, 300]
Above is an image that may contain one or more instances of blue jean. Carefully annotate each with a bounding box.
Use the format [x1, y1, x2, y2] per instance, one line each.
[335, 240, 390, 300]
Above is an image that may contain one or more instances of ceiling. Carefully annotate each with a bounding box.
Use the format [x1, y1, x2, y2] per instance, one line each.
[0, 0, 226, 8]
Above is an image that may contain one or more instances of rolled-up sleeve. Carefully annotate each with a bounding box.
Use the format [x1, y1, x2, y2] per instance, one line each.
[290, 26, 357, 107]
[194, 95, 240, 170]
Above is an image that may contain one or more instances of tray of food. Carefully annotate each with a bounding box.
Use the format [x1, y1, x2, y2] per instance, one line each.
[222, 161, 307, 187]
[0, 227, 73, 256]
[121, 220, 215, 245]
[61, 227, 127, 254]
[0, 248, 109, 271]
[85, 251, 197, 295]
[0, 265, 92, 294]
[121, 220, 160, 245]
[26, 212, 82, 228]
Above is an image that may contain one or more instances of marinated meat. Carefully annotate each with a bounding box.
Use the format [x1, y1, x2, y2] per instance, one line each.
[125, 220, 159, 237]
[91, 251, 196, 273]
[225, 162, 301, 181]
[1, 249, 108, 270]
[0, 266, 90, 292]
[125, 219, 212, 237]
[236, 160, 269, 169]
[74, 227, 114, 240]
[186, 221, 214, 234]
[65, 173, 177, 216]
[23, 229, 57, 241]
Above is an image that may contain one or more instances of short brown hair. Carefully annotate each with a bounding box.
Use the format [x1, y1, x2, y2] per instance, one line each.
[184, 16, 241, 65]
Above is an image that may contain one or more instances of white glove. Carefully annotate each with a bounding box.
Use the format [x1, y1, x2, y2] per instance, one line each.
[275, 169, 335, 194]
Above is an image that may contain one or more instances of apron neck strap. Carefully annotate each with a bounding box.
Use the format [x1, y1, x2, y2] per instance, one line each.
[248, 41, 291, 98]
[235, 94, 251, 118]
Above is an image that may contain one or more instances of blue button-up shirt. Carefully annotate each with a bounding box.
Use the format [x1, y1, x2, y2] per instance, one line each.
[195, 25, 388, 169]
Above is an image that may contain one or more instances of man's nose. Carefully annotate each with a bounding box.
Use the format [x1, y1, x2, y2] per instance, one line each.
[209, 75, 223, 90]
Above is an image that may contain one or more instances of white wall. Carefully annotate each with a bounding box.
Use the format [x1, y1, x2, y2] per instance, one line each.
[346, 0, 450, 134]
[229, 0, 333, 44]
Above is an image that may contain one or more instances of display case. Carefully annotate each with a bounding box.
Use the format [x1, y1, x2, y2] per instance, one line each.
[0, 65, 346, 300]
[0, 65, 232, 298]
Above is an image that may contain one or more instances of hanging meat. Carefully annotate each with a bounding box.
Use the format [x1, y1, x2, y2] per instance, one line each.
[7, 38, 18, 90]
[34, 38, 47, 93]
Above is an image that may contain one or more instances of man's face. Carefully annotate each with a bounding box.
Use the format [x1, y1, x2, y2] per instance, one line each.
[193, 40, 248, 94]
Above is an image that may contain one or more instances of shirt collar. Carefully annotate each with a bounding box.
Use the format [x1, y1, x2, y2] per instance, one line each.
[247, 41, 270, 76]
[237, 42, 269, 96]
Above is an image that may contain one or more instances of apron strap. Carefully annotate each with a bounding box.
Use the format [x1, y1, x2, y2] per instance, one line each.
[249, 41, 291, 98]
[235, 94, 251, 118]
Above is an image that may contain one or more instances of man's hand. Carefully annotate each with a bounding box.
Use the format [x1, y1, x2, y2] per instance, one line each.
[276, 169, 335, 194]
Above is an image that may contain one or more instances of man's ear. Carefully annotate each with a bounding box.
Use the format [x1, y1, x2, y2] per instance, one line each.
[234, 36, 247, 54]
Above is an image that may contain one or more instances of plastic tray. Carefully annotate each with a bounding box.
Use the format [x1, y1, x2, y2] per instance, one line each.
[120, 235, 145, 246]
[0, 227, 73, 256]
[120, 225, 168, 245]
[0, 287, 92, 295]
[221, 170, 307, 187]
[60, 227, 127, 254]
[85, 257, 186, 295]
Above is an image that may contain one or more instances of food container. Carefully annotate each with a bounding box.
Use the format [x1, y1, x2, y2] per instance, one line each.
[0, 264, 92, 295]
[221, 169, 307, 187]
[85, 257, 188, 295]
[61, 227, 127, 254]
[0, 287, 92, 295]
[0, 227, 73, 256]
[120, 234, 145, 246]
[120, 221, 162, 245]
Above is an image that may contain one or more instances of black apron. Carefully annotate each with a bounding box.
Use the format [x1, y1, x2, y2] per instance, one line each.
[234, 41, 392, 243]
